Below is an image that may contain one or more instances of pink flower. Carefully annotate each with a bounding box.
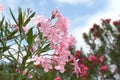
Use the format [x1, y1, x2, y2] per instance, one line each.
[80, 57, 85, 63]
[41, 58, 53, 72]
[72, 57, 81, 78]
[34, 60, 40, 65]
[30, 45, 36, 52]
[55, 64, 65, 73]
[54, 76, 61, 80]
[79, 64, 88, 77]
[23, 27, 28, 33]
[33, 15, 47, 25]
[74, 50, 81, 59]
[51, 9, 58, 19]
[113, 68, 118, 74]
[34, 37, 41, 46]
[100, 65, 108, 71]
[54, 54, 69, 73]
[68, 35, 77, 47]
[80, 71, 87, 77]
[99, 55, 104, 63]
[32, 55, 41, 65]
[15, 68, 20, 72]
[28, 74, 33, 79]
[32, 9, 76, 75]
[12, 25, 19, 30]
[0, 4, 4, 11]
[88, 54, 97, 62]
[40, 21, 51, 37]
[113, 20, 120, 26]
[22, 70, 27, 75]
[32, 56, 52, 72]
[79, 64, 88, 71]
[102, 19, 111, 24]
[93, 23, 98, 29]
[55, 10, 69, 34]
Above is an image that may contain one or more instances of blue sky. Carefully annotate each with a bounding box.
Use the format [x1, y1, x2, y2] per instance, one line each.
[0, 0, 120, 51]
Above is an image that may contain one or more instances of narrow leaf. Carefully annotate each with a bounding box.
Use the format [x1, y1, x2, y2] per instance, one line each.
[27, 28, 33, 45]
[0, 17, 5, 27]
[23, 12, 35, 26]
[9, 8, 18, 25]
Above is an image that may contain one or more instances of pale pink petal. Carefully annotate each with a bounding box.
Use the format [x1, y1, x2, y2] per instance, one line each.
[0, 4, 4, 11]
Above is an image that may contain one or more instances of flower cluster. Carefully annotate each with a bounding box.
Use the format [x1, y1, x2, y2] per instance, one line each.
[70, 50, 88, 79]
[32, 9, 79, 74]
[88, 54, 108, 73]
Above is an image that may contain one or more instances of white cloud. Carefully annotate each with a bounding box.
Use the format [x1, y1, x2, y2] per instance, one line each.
[57, 0, 92, 5]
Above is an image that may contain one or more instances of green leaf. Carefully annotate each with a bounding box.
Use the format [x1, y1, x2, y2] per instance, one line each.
[18, 8, 23, 26]
[9, 8, 18, 25]
[7, 30, 17, 40]
[23, 12, 35, 26]
[22, 11, 26, 25]
[0, 17, 5, 27]
[0, 46, 10, 53]
[21, 50, 31, 70]
[41, 43, 50, 52]
[27, 28, 33, 45]
[8, 51, 18, 64]
[18, 7, 23, 33]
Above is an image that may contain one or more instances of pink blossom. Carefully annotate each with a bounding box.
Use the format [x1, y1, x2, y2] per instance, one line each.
[54, 53, 69, 73]
[51, 9, 58, 19]
[34, 60, 40, 65]
[88, 54, 97, 62]
[54, 76, 61, 80]
[15, 68, 20, 72]
[100, 65, 108, 71]
[79, 64, 88, 77]
[12, 25, 19, 30]
[93, 23, 99, 29]
[80, 71, 87, 77]
[33, 15, 47, 25]
[41, 57, 53, 72]
[32, 9, 76, 74]
[99, 55, 104, 63]
[22, 70, 27, 75]
[32, 56, 52, 72]
[12, 25, 28, 33]
[72, 57, 81, 78]
[68, 35, 76, 46]
[30, 45, 36, 52]
[105, 19, 111, 24]
[102, 19, 111, 24]
[47, 28, 61, 44]
[74, 50, 81, 59]
[0, 4, 4, 11]
[113, 68, 118, 74]
[40, 21, 51, 37]
[79, 64, 88, 71]
[28, 74, 33, 79]
[23, 27, 28, 33]
[34, 37, 41, 46]
[54, 9, 69, 36]
[32, 56, 41, 65]
[55, 64, 65, 73]
[80, 57, 85, 63]
[113, 20, 120, 26]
